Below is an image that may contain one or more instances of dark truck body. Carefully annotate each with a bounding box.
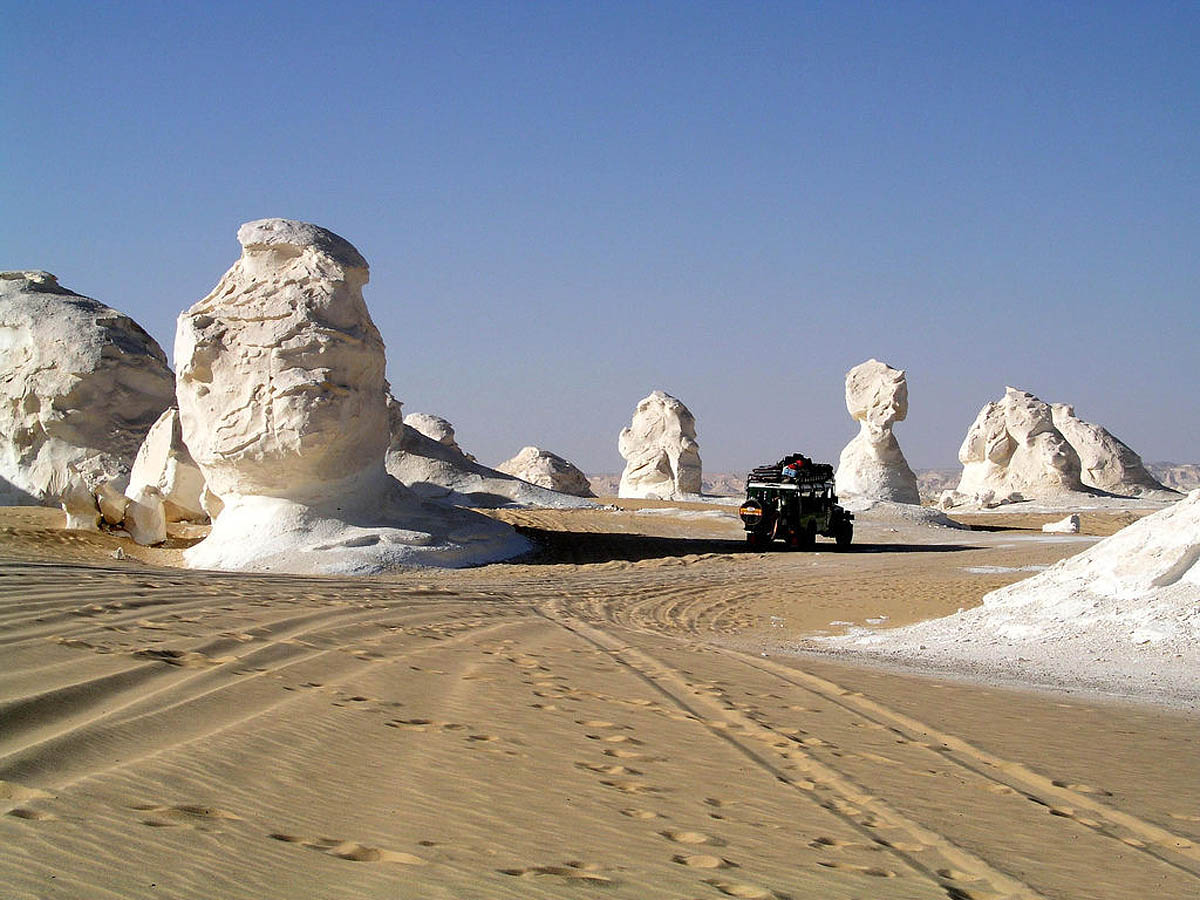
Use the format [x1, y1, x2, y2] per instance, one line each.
[738, 453, 853, 549]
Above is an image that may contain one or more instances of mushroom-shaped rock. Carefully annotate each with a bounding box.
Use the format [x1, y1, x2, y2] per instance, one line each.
[954, 388, 1086, 504]
[617, 391, 702, 500]
[386, 397, 592, 509]
[174, 219, 530, 573]
[834, 359, 919, 504]
[127, 408, 207, 522]
[1050, 404, 1171, 497]
[496, 447, 595, 497]
[0, 271, 175, 506]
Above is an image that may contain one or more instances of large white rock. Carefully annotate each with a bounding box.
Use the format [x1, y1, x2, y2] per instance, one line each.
[175, 219, 530, 573]
[60, 477, 101, 531]
[127, 408, 207, 522]
[124, 484, 167, 546]
[952, 387, 1086, 505]
[617, 391, 702, 500]
[403, 413, 474, 460]
[386, 398, 593, 509]
[0, 271, 175, 505]
[834, 359, 919, 504]
[1051, 404, 1171, 497]
[496, 446, 595, 497]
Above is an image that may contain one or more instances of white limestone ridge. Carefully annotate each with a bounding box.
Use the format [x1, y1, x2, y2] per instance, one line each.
[1051, 404, 1171, 497]
[834, 359, 919, 504]
[826, 490, 1200, 702]
[174, 218, 530, 573]
[617, 391, 702, 500]
[385, 398, 593, 509]
[0, 270, 175, 507]
[496, 446, 595, 497]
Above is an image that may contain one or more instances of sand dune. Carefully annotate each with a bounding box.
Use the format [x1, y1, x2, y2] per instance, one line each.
[2, 502, 1198, 899]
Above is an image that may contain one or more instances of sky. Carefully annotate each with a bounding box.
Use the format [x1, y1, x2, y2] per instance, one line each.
[3, 1, 1198, 473]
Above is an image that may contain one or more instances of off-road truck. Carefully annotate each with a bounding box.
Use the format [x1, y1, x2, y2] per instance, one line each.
[739, 453, 853, 549]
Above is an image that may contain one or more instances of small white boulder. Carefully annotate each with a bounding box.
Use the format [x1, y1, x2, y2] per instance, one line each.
[1043, 514, 1081, 534]
[496, 447, 595, 497]
[125, 484, 167, 546]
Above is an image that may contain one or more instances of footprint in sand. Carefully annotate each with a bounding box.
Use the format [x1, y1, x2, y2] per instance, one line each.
[620, 808, 661, 820]
[600, 779, 664, 795]
[660, 830, 724, 846]
[499, 862, 611, 884]
[701, 878, 776, 898]
[132, 804, 242, 830]
[268, 833, 424, 865]
[577, 762, 643, 776]
[816, 861, 896, 877]
[1051, 780, 1112, 796]
[6, 807, 56, 821]
[673, 854, 737, 868]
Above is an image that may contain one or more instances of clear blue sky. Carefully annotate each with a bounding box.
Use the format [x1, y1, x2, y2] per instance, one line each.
[4, 1, 1197, 472]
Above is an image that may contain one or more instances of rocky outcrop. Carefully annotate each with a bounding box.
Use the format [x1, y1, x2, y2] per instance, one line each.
[0, 271, 175, 506]
[403, 413, 474, 461]
[617, 391, 702, 500]
[496, 447, 594, 497]
[1051, 405, 1170, 496]
[127, 408, 207, 522]
[834, 359, 919, 504]
[945, 388, 1086, 507]
[386, 398, 593, 509]
[174, 218, 530, 573]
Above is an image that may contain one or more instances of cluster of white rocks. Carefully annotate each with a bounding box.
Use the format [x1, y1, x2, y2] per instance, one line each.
[834, 360, 919, 504]
[940, 387, 1170, 509]
[385, 399, 593, 509]
[617, 391, 702, 500]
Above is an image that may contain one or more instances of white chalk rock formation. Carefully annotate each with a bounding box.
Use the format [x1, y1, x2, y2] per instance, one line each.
[125, 484, 167, 546]
[1051, 404, 1170, 497]
[386, 398, 593, 509]
[127, 408, 207, 522]
[0, 271, 175, 506]
[174, 218, 530, 573]
[496, 447, 595, 497]
[951, 388, 1086, 506]
[1043, 514, 1081, 534]
[834, 359, 919, 504]
[95, 481, 130, 526]
[403, 413, 475, 461]
[61, 477, 101, 531]
[617, 391, 702, 500]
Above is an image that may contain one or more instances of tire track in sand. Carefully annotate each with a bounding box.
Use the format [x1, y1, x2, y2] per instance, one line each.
[540, 600, 1044, 900]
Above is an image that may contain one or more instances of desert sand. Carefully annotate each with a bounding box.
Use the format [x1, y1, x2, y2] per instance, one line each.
[2, 501, 1199, 899]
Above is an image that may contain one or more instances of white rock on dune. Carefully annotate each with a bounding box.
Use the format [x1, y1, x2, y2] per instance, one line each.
[386, 398, 593, 509]
[834, 359, 919, 504]
[617, 391, 702, 500]
[1042, 514, 1081, 534]
[496, 446, 595, 497]
[947, 387, 1086, 507]
[127, 408, 207, 522]
[0, 270, 175, 506]
[174, 218, 530, 573]
[1051, 404, 1171, 497]
[827, 490, 1200, 702]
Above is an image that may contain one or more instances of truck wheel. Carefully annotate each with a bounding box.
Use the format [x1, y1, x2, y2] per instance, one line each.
[836, 523, 853, 548]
